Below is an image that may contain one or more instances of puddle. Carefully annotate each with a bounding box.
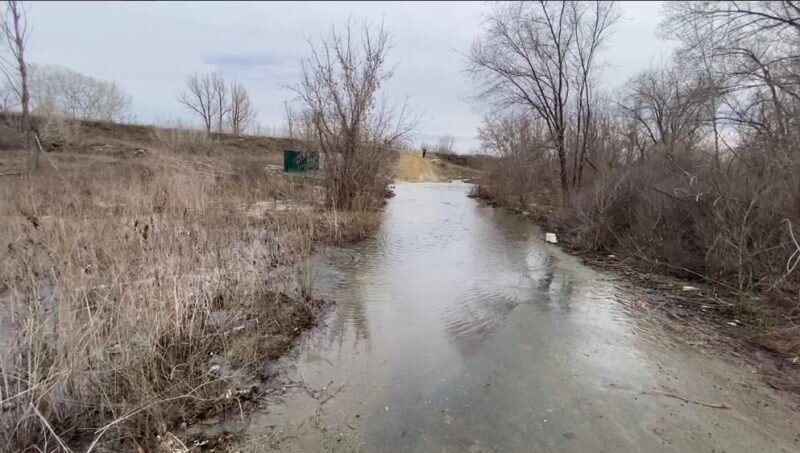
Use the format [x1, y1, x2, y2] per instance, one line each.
[239, 182, 800, 452]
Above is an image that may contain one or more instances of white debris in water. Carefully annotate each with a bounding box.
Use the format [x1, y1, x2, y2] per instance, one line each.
[607, 254, 616, 258]
[545, 233, 558, 244]
[682, 286, 700, 291]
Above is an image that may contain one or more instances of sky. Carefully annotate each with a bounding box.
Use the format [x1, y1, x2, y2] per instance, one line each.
[27, 1, 676, 152]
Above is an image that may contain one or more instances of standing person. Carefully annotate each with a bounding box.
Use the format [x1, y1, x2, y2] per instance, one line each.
[422, 146, 427, 158]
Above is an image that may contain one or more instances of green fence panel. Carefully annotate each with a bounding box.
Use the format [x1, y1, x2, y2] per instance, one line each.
[283, 150, 320, 172]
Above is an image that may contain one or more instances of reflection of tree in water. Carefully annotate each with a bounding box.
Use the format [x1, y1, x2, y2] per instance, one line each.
[289, 253, 369, 366]
[443, 204, 586, 357]
[539, 271, 575, 312]
[479, 207, 579, 311]
[309, 190, 584, 362]
[314, 245, 381, 358]
[340, 274, 371, 345]
[537, 269, 554, 292]
[439, 206, 548, 356]
[442, 288, 520, 357]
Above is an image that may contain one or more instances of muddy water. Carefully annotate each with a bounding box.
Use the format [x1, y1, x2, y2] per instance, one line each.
[241, 182, 799, 453]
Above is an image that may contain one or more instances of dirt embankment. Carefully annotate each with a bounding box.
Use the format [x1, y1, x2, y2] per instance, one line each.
[394, 151, 481, 182]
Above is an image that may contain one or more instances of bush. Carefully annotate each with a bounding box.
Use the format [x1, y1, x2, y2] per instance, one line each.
[557, 153, 800, 300]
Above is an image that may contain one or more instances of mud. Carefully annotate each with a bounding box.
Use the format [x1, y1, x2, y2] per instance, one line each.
[238, 182, 800, 453]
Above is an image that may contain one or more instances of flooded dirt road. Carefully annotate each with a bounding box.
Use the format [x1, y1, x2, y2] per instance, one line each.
[241, 182, 799, 452]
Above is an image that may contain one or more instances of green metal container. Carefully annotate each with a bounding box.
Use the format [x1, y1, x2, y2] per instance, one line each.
[283, 149, 320, 172]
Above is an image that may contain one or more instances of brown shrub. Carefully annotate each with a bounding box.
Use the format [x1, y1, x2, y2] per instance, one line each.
[559, 153, 800, 298]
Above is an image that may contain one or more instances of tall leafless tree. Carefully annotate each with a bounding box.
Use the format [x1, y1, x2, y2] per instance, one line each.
[283, 100, 296, 139]
[29, 64, 132, 121]
[0, 0, 33, 170]
[661, 1, 800, 158]
[0, 77, 15, 110]
[228, 80, 255, 135]
[178, 73, 216, 133]
[292, 20, 417, 209]
[467, 1, 619, 203]
[569, 1, 619, 188]
[618, 61, 711, 158]
[436, 134, 456, 154]
[211, 72, 229, 133]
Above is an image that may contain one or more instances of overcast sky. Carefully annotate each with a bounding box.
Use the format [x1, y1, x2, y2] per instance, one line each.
[27, 1, 676, 152]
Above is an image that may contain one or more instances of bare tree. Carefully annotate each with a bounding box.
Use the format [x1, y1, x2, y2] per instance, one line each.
[178, 73, 216, 133]
[661, 1, 800, 155]
[618, 61, 711, 158]
[283, 100, 296, 138]
[28, 64, 132, 121]
[479, 111, 551, 158]
[569, 1, 619, 188]
[477, 111, 554, 207]
[228, 80, 255, 135]
[0, 0, 33, 169]
[468, 1, 619, 203]
[436, 134, 456, 154]
[211, 72, 229, 132]
[661, 9, 732, 167]
[292, 20, 417, 209]
[0, 76, 15, 110]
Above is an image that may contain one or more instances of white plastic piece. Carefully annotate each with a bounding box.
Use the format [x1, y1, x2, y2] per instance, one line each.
[545, 233, 558, 244]
[682, 286, 699, 291]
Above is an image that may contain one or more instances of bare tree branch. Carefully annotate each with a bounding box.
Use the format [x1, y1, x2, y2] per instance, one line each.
[177, 72, 217, 133]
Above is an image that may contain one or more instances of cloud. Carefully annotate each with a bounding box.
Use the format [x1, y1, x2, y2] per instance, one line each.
[204, 52, 292, 70]
[204, 52, 299, 81]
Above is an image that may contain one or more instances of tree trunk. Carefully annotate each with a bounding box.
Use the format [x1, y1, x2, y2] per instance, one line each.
[556, 130, 570, 205]
[10, 1, 34, 171]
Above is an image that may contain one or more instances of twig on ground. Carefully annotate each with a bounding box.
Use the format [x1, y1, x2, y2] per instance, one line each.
[85, 377, 233, 452]
[34, 135, 59, 171]
[640, 390, 731, 410]
[31, 403, 74, 453]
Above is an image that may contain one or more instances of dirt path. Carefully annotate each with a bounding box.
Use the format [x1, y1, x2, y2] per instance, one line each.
[394, 151, 477, 182]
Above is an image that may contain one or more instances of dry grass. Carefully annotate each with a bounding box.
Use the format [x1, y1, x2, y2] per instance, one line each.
[151, 125, 218, 154]
[0, 128, 380, 451]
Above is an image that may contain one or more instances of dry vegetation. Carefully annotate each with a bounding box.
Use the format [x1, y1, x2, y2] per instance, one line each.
[0, 10, 400, 452]
[289, 21, 417, 210]
[469, 1, 800, 365]
[0, 119, 381, 451]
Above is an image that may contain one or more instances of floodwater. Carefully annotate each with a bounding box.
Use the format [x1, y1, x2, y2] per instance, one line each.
[240, 182, 799, 452]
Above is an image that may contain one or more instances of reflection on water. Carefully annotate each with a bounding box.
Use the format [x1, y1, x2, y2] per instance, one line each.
[311, 182, 593, 360]
[242, 182, 799, 453]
